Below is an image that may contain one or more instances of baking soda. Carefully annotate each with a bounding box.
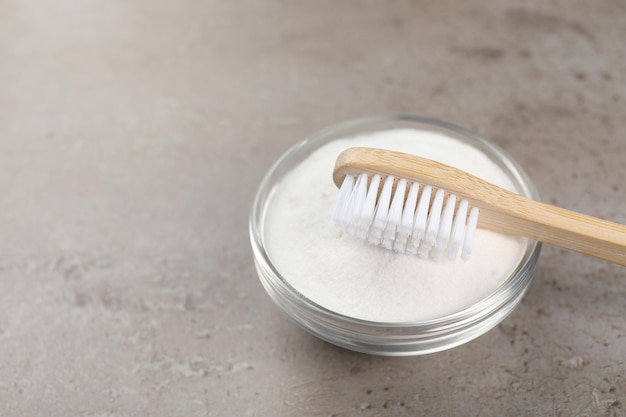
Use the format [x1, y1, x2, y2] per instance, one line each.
[264, 129, 526, 322]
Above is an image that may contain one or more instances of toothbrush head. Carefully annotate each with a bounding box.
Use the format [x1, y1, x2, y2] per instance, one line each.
[332, 149, 480, 261]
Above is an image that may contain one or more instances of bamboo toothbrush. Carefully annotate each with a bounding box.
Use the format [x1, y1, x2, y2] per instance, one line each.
[332, 147, 626, 266]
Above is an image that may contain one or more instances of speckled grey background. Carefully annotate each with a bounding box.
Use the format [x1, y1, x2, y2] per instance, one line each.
[0, 0, 624, 416]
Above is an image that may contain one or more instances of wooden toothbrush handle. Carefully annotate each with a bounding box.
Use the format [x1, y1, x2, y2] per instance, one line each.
[478, 193, 626, 266]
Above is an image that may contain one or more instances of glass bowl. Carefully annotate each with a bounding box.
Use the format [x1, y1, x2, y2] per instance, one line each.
[249, 115, 541, 356]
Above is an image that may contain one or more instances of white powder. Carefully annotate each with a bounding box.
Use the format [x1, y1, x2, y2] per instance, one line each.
[264, 129, 526, 322]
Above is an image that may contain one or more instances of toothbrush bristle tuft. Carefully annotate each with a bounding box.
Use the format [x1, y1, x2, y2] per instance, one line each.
[333, 173, 480, 261]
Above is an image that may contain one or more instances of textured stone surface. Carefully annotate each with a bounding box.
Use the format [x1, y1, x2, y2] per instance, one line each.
[0, 0, 625, 415]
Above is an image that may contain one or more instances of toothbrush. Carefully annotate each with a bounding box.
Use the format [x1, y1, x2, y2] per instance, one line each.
[332, 147, 626, 266]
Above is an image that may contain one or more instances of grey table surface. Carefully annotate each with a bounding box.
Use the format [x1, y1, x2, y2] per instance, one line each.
[1, 1, 625, 416]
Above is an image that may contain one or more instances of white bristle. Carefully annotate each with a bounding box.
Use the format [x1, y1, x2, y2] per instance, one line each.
[382, 178, 406, 250]
[332, 174, 355, 225]
[357, 174, 381, 238]
[447, 199, 469, 260]
[334, 173, 481, 261]
[418, 189, 445, 258]
[345, 173, 368, 236]
[406, 185, 433, 255]
[406, 185, 432, 255]
[435, 194, 457, 251]
[394, 182, 420, 253]
[400, 182, 420, 234]
[431, 194, 457, 260]
[368, 175, 394, 245]
[462, 207, 480, 261]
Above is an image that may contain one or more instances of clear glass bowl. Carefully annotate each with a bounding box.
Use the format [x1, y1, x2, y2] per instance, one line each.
[249, 115, 542, 356]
